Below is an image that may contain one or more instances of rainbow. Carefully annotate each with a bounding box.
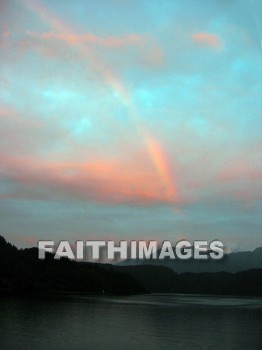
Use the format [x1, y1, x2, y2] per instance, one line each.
[21, 0, 179, 204]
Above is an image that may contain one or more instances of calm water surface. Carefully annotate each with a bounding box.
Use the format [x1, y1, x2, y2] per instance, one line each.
[0, 294, 261, 350]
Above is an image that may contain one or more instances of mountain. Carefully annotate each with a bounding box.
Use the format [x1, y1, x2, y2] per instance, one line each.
[1, 236, 261, 297]
[118, 247, 262, 273]
[0, 236, 147, 295]
[116, 265, 262, 296]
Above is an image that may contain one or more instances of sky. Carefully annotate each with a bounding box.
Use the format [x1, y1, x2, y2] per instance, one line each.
[0, 0, 261, 252]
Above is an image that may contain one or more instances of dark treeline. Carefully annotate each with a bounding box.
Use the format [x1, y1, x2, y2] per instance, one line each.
[1, 236, 261, 296]
[0, 236, 146, 295]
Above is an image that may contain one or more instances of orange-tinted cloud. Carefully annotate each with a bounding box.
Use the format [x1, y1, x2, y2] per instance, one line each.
[192, 32, 223, 48]
[2, 31, 9, 39]
[218, 163, 262, 182]
[0, 152, 179, 205]
[27, 31, 146, 48]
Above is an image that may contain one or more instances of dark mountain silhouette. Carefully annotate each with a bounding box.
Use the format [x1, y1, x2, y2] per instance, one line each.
[116, 265, 262, 296]
[119, 247, 262, 273]
[1, 236, 261, 297]
[0, 236, 146, 295]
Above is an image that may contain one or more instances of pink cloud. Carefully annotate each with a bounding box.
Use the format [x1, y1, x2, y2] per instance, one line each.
[192, 32, 223, 48]
[218, 163, 262, 182]
[0, 152, 180, 206]
[2, 31, 9, 39]
[138, 44, 165, 68]
[216, 160, 262, 204]
[27, 31, 146, 48]
[18, 30, 165, 70]
[0, 30, 10, 47]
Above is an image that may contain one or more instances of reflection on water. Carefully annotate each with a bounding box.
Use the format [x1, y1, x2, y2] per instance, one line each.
[0, 294, 261, 350]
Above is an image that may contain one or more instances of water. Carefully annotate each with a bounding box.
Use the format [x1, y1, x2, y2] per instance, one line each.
[0, 294, 261, 350]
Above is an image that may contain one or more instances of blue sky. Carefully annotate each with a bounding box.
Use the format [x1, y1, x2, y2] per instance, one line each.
[0, 0, 261, 251]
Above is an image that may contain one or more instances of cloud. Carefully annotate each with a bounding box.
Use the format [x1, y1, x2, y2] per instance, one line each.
[192, 32, 223, 48]
[0, 105, 70, 154]
[0, 30, 10, 47]
[218, 163, 262, 182]
[1, 30, 9, 39]
[20, 30, 165, 71]
[0, 152, 180, 206]
[27, 31, 146, 48]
